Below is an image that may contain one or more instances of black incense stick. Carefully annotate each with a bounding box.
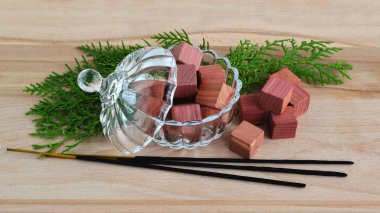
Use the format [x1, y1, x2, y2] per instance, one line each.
[78, 155, 306, 188]
[123, 156, 354, 165]
[7, 148, 353, 165]
[125, 159, 347, 177]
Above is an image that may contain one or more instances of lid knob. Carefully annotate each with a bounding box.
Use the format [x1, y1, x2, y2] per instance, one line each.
[77, 69, 103, 93]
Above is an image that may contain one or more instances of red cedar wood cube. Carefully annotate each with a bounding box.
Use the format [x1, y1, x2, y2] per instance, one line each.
[131, 80, 166, 99]
[135, 95, 168, 135]
[198, 64, 226, 84]
[171, 41, 203, 70]
[196, 83, 235, 110]
[171, 103, 202, 122]
[221, 105, 235, 124]
[170, 103, 202, 141]
[174, 64, 198, 99]
[136, 94, 166, 118]
[239, 94, 266, 125]
[268, 106, 298, 139]
[229, 121, 264, 158]
[270, 68, 301, 86]
[201, 106, 219, 126]
[259, 77, 293, 115]
[200, 106, 229, 126]
[162, 124, 181, 142]
[289, 84, 310, 117]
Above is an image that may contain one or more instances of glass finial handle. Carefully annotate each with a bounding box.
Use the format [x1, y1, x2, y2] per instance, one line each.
[77, 69, 103, 93]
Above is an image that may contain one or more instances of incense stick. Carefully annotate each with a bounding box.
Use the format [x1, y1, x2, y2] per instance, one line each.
[7, 148, 306, 188]
[126, 156, 353, 165]
[129, 160, 347, 177]
[7, 148, 353, 165]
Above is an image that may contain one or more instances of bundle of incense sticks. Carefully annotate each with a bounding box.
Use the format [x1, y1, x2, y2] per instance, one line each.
[7, 148, 353, 188]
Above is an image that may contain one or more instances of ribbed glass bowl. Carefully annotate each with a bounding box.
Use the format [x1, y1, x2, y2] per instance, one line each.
[154, 47, 242, 149]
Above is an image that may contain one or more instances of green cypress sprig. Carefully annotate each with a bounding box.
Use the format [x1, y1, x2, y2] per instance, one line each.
[24, 42, 146, 153]
[152, 29, 192, 48]
[227, 39, 352, 94]
[24, 29, 352, 153]
[199, 38, 210, 50]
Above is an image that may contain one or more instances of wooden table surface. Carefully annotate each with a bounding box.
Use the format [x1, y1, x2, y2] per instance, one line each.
[1, 1, 379, 212]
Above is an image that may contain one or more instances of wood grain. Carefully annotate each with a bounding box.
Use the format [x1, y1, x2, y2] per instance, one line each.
[170, 103, 202, 141]
[0, 0, 380, 212]
[289, 85, 311, 117]
[270, 68, 302, 87]
[171, 42, 203, 70]
[259, 78, 294, 114]
[239, 94, 267, 125]
[230, 121, 264, 158]
[268, 106, 298, 139]
[198, 64, 226, 84]
[196, 83, 235, 110]
[174, 64, 198, 99]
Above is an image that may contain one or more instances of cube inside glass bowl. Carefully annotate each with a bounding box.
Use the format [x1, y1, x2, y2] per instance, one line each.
[154, 47, 242, 149]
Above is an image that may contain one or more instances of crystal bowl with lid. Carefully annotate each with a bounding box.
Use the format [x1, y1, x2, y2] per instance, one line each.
[77, 45, 242, 154]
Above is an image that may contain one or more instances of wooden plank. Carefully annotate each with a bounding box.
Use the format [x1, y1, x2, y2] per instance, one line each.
[0, 0, 380, 212]
[0, 0, 379, 47]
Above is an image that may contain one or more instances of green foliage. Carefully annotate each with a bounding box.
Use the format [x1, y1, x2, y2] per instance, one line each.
[24, 42, 146, 153]
[152, 29, 191, 48]
[24, 29, 352, 153]
[227, 39, 352, 94]
[199, 38, 210, 50]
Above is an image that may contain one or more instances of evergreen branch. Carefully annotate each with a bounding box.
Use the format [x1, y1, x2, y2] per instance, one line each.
[25, 42, 145, 153]
[226, 39, 352, 94]
[199, 38, 210, 50]
[152, 29, 192, 48]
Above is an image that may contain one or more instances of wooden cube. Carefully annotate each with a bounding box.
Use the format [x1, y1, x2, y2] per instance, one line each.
[200, 106, 230, 126]
[130, 80, 166, 99]
[259, 77, 293, 115]
[201, 106, 219, 121]
[170, 103, 202, 141]
[196, 83, 235, 110]
[171, 41, 203, 70]
[229, 121, 264, 158]
[289, 84, 310, 117]
[136, 94, 168, 119]
[221, 105, 236, 124]
[133, 84, 170, 135]
[239, 94, 266, 125]
[171, 103, 202, 122]
[174, 64, 197, 99]
[268, 106, 298, 139]
[270, 68, 301, 86]
[198, 64, 226, 84]
[162, 124, 182, 142]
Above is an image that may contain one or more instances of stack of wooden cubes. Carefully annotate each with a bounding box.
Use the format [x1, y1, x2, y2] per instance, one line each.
[163, 42, 236, 141]
[230, 68, 310, 158]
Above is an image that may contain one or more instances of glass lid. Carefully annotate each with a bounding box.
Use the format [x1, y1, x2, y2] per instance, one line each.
[77, 47, 177, 154]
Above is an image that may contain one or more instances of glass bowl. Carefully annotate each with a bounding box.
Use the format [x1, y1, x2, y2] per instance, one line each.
[154, 47, 242, 149]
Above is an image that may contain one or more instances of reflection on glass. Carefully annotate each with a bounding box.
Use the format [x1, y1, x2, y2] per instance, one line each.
[78, 47, 177, 154]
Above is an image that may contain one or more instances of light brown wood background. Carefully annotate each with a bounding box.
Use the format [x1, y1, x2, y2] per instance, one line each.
[1, 0, 379, 212]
